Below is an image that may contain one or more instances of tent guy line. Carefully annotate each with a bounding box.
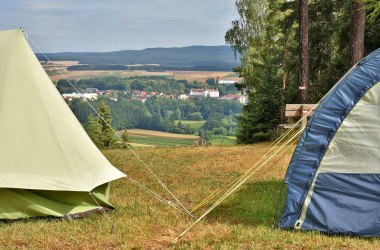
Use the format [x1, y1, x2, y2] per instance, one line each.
[171, 55, 361, 243]
[125, 175, 195, 217]
[89, 191, 116, 233]
[24, 31, 194, 218]
[172, 124, 305, 243]
[191, 123, 304, 213]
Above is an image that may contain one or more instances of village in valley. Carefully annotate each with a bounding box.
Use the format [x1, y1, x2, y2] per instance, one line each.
[60, 78, 247, 104]
[56, 71, 245, 146]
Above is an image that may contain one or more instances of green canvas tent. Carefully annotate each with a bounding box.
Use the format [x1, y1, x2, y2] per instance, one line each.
[0, 29, 125, 219]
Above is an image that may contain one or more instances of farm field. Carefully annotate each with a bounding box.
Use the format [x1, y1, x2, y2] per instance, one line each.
[126, 129, 199, 146]
[1, 143, 378, 249]
[175, 120, 206, 130]
[47, 68, 240, 83]
[48, 70, 172, 81]
[174, 121, 237, 145]
[49, 61, 79, 66]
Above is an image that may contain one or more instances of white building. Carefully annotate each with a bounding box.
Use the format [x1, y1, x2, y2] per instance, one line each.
[178, 94, 188, 100]
[208, 89, 219, 98]
[62, 92, 98, 101]
[190, 88, 207, 97]
[221, 94, 248, 105]
[62, 92, 82, 101]
[82, 93, 98, 100]
[189, 88, 219, 98]
[218, 80, 237, 85]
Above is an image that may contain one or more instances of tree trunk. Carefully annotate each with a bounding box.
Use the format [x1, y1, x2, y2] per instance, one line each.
[299, 0, 309, 104]
[281, 36, 288, 123]
[350, 0, 366, 66]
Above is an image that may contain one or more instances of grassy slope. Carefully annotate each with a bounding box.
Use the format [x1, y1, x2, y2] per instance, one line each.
[1, 144, 379, 249]
[128, 135, 195, 146]
[209, 135, 237, 145]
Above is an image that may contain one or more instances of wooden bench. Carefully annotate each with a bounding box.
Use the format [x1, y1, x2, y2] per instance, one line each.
[279, 104, 318, 129]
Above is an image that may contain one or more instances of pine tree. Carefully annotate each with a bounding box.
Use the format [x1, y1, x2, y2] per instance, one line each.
[365, 0, 380, 23]
[85, 114, 102, 147]
[226, 0, 284, 143]
[97, 101, 116, 147]
[120, 129, 129, 148]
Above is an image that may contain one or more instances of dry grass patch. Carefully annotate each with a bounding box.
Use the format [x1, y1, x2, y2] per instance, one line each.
[48, 70, 172, 82]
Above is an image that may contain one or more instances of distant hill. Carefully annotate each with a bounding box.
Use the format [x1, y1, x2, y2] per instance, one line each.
[36, 45, 239, 71]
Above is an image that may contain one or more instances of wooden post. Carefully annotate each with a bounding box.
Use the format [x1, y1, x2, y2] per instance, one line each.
[301, 105, 308, 129]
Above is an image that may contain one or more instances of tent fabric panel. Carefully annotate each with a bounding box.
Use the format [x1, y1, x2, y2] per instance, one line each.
[301, 173, 380, 236]
[319, 82, 380, 174]
[0, 29, 125, 192]
[0, 183, 113, 220]
[279, 48, 380, 228]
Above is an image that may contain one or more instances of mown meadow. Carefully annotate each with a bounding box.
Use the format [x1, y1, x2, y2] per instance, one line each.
[1, 144, 379, 249]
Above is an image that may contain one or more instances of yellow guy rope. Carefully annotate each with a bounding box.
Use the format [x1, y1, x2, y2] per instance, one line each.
[172, 127, 305, 243]
[190, 125, 303, 213]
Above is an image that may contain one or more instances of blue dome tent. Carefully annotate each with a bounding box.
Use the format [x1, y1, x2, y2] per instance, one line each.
[279, 48, 380, 236]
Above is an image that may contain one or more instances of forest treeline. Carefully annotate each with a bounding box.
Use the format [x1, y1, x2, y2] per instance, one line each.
[227, 0, 380, 143]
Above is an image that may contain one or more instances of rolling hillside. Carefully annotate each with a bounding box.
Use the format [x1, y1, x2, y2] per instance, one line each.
[36, 45, 239, 71]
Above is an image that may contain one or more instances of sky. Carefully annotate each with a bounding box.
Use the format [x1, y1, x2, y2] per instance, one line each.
[0, 0, 239, 52]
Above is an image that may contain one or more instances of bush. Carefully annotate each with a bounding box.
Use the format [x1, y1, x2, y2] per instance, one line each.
[213, 127, 228, 135]
[188, 112, 203, 120]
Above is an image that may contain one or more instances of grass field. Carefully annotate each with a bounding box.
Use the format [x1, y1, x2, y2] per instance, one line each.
[127, 129, 199, 146]
[175, 120, 206, 130]
[1, 143, 379, 249]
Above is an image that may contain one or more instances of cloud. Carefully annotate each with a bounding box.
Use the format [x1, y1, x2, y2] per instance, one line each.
[0, 0, 238, 52]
